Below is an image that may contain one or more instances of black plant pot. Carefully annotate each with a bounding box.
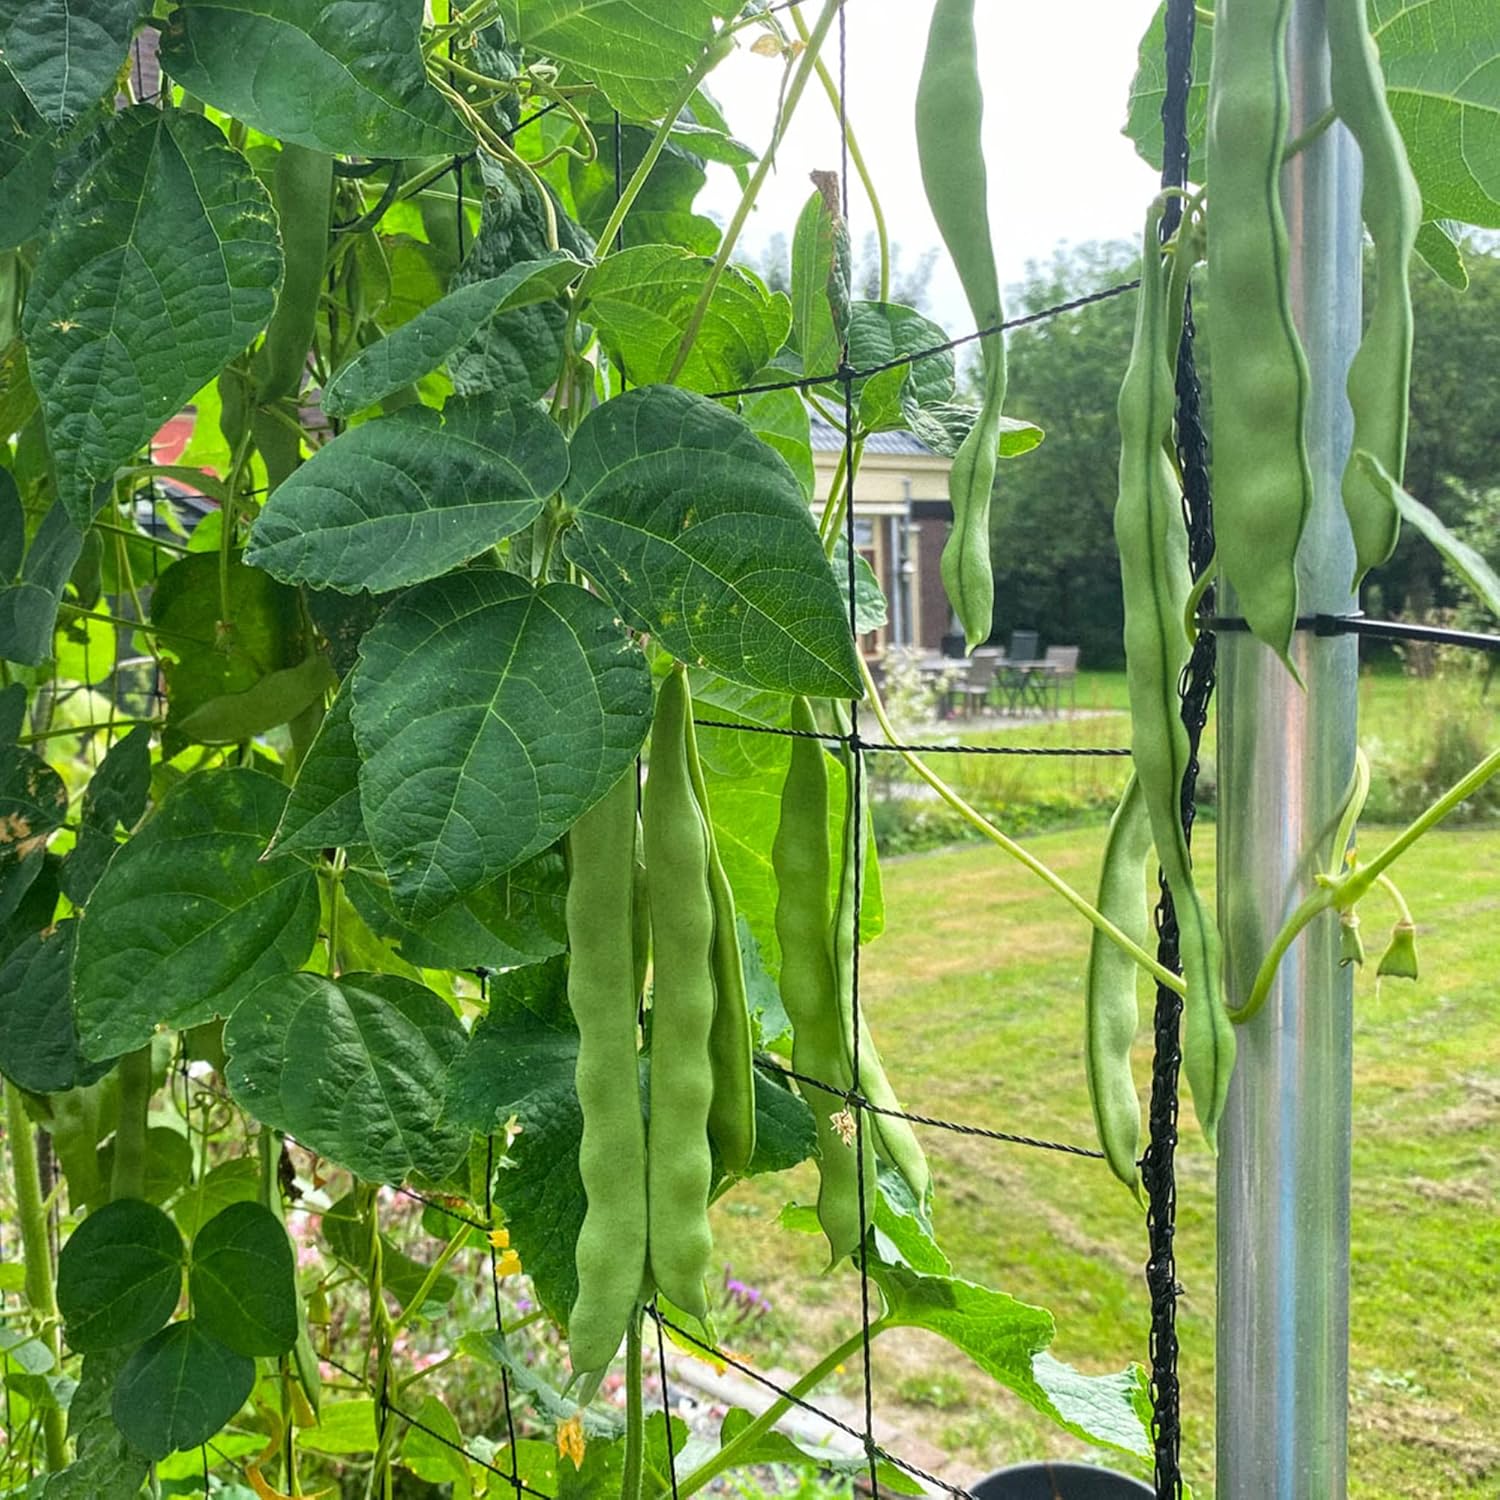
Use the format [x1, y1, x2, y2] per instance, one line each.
[971, 1461, 1155, 1499]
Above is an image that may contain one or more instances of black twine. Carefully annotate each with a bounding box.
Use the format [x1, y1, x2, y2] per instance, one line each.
[691, 715, 1132, 756]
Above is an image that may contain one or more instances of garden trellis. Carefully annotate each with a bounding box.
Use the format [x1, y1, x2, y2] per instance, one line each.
[3, 0, 1500, 1498]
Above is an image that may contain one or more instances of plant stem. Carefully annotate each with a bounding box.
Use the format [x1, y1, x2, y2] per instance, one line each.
[675, 1324, 873, 1496]
[1283, 106, 1336, 163]
[790, 7, 889, 301]
[5, 1082, 68, 1472]
[667, 0, 842, 383]
[621, 1313, 644, 1500]
[856, 656, 1186, 993]
[19, 717, 162, 745]
[388, 1224, 469, 1339]
[363, 1189, 395, 1500]
[1228, 886, 1335, 1025]
[111, 1046, 153, 1202]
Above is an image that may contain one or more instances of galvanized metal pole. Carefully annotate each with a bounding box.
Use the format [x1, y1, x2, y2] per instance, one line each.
[1214, 0, 1363, 1492]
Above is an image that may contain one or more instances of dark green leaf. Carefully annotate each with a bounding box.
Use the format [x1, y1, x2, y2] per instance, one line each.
[570, 126, 718, 255]
[563, 386, 860, 697]
[0, 75, 56, 250]
[496, 0, 721, 120]
[41, 1347, 151, 1500]
[0, 0, 139, 129]
[841, 301, 954, 432]
[581, 246, 791, 393]
[0, 681, 23, 744]
[741, 383, 814, 500]
[171, 1157, 259, 1241]
[73, 769, 321, 1059]
[0, 743, 66, 893]
[0, 502, 85, 667]
[247, 397, 570, 593]
[321, 257, 586, 417]
[267, 675, 363, 857]
[345, 848, 567, 971]
[224, 971, 469, 1185]
[190, 1202, 297, 1357]
[160, 0, 468, 158]
[62, 725, 152, 903]
[0, 921, 108, 1093]
[745, 1065, 816, 1177]
[57, 1197, 184, 1353]
[23, 108, 281, 525]
[111, 1319, 254, 1458]
[352, 572, 653, 919]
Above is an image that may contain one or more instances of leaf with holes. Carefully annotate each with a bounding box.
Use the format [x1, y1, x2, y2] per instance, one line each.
[189, 1202, 297, 1357]
[22, 108, 280, 525]
[352, 571, 653, 920]
[563, 386, 860, 697]
[57, 1198, 185, 1353]
[321, 256, 586, 417]
[160, 0, 468, 157]
[246, 398, 570, 594]
[72, 769, 321, 1060]
[581, 246, 791, 394]
[223, 971, 469, 1185]
[495, 0, 722, 120]
[111, 1320, 254, 1459]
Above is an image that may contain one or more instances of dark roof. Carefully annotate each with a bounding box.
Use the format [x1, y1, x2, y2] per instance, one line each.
[807, 414, 939, 457]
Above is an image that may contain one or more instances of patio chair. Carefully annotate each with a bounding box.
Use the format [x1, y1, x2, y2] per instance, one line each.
[952, 652, 1000, 716]
[1043, 645, 1080, 714]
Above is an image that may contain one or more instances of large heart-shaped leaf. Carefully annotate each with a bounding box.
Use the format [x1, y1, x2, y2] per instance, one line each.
[0, 922, 109, 1093]
[72, 769, 320, 1059]
[0, 0, 139, 129]
[223, 971, 469, 1185]
[266, 675, 364, 858]
[57, 1198, 185, 1353]
[160, 0, 468, 158]
[0, 74, 57, 249]
[352, 571, 653, 919]
[321, 256, 586, 417]
[581, 246, 791, 394]
[111, 1320, 254, 1459]
[189, 1202, 297, 1357]
[495, 0, 721, 120]
[562, 386, 860, 697]
[23, 108, 281, 524]
[246, 398, 570, 594]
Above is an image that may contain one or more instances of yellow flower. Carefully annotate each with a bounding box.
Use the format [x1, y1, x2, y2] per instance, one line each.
[494, 1248, 523, 1278]
[487, 1226, 511, 1251]
[556, 1415, 586, 1470]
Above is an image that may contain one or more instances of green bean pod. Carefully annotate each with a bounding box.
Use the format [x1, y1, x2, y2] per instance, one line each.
[565, 767, 648, 1373]
[829, 721, 930, 1209]
[255, 144, 333, 403]
[1205, 0, 1315, 665]
[1116, 198, 1235, 1151]
[916, 0, 1007, 650]
[682, 710, 757, 1177]
[644, 667, 716, 1318]
[772, 699, 872, 1267]
[1085, 775, 1153, 1197]
[1327, 0, 1421, 583]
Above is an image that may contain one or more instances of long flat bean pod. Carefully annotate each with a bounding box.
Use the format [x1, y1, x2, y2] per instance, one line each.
[915, 0, 1007, 650]
[829, 719, 930, 1209]
[1205, 0, 1315, 664]
[644, 667, 716, 1318]
[565, 767, 648, 1373]
[1085, 775, 1154, 1196]
[1116, 198, 1234, 1150]
[772, 698, 871, 1267]
[1327, 0, 1421, 583]
[682, 709, 757, 1177]
[255, 144, 333, 404]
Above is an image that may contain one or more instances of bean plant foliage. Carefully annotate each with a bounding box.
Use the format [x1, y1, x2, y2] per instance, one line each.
[1, 1, 1497, 1497]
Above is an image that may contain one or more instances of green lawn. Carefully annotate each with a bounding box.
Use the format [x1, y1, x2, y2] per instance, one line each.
[712, 684, 1500, 1497]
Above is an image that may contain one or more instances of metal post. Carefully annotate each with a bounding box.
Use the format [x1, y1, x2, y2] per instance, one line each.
[1215, 0, 1363, 1493]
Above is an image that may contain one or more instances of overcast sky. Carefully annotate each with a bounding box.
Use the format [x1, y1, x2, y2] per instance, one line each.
[699, 0, 1164, 334]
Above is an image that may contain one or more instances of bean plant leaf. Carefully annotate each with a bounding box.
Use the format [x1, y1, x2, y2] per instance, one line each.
[741, 384, 814, 499]
[321, 256, 586, 417]
[0, 74, 57, 249]
[224, 971, 470, 1185]
[352, 571, 653, 920]
[247, 398, 570, 594]
[712, 1409, 924, 1495]
[563, 386, 861, 697]
[42, 1347, 151, 1500]
[61, 724, 152, 904]
[0, 922, 109, 1094]
[72, 769, 321, 1060]
[841, 301, 955, 433]
[569, 124, 721, 255]
[266, 675, 364, 857]
[495, 0, 722, 120]
[581, 246, 791, 394]
[23, 108, 281, 525]
[0, 502, 85, 667]
[56, 1197, 185, 1353]
[873, 1261, 1151, 1460]
[790, 186, 841, 376]
[0, 742, 66, 886]
[0, 0, 140, 129]
[189, 1202, 297, 1357]
[320, 1194, 460, 1315]
[1413, 219, 1468, 290]
[111, 1319, 255, 1459]
[160, 0, 469, 158]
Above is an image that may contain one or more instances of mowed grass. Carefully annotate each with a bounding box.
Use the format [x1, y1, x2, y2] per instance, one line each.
[711, 680, 1500, 1497]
